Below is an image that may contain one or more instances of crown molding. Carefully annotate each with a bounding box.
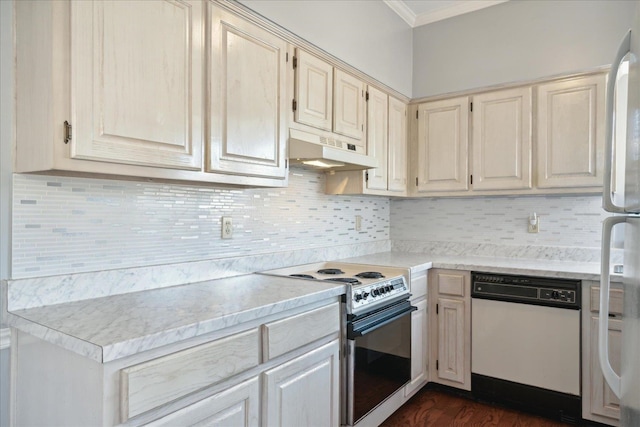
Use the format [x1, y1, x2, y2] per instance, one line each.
[383, 0, 416, 27]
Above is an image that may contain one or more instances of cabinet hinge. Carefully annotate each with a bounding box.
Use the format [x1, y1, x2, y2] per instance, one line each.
[436, 360, 439, 370]
[292, 99, 297, 112]
[286, 52, 289, 62]
[416, 110, 419, 119]
[365, 171, 369, 182]
[415, 177, 418, 187]
[365, 91, 369, 101]
[293, 56, 297, 69]
[470, 175, 473, 185]
[64, 121, 72, 144]
[470, 102, 473, 112]
[436, 303, 439, 314]
[285, 158, 289, 169]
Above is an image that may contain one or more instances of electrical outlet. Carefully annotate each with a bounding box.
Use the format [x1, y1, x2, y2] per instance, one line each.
[355, 215, 362, 231]
[221, 217, 233, 239]
[528, 214, 540, 233]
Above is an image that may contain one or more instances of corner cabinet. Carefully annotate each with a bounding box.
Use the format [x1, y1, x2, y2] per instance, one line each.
[428, 269, 471, 391]
[15, 0, 289, 187]
[325, 92, 408, 196]
[582, 281, 623, 426]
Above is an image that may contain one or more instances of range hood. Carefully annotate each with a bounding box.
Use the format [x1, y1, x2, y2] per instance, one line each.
[288, 129, 378, 171]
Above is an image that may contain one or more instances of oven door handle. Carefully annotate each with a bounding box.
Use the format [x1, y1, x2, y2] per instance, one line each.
[348, 302, 416, 338]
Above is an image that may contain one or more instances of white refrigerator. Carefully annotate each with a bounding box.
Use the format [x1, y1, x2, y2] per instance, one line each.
[600, 1, 640, 425]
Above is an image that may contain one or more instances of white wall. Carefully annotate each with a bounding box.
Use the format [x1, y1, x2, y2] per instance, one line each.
[239, 0, 413, 97]
[412, 0, 636, 98]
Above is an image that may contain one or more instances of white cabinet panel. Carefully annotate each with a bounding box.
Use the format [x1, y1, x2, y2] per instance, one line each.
[263, 339, 340, 427]
[366, 87, 389, 191]
[416, 97, 469, 193]
[405, 298, 427, 396]
[437, 297, 465, 385]
[208, 4, 288, 179]
[71, 0, 203, 169]
[388, 96, 408, 192]
[589, 316, 622, 421]
[294, 50, 333, 132]
[471, 87, 532, 190]
[334, 69, 366, 141]
[146, 377, 259, 427]
[536, 74, 606, 188]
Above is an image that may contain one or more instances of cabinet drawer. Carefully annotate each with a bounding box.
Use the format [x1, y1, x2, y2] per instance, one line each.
[436, 272, 466, 297]
[263, 302, 340, 360]
[590, 287, 624, 315]
[121, 328, 260, 421]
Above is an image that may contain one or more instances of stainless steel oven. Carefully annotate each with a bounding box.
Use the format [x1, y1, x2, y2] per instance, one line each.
[345, 296, 415, 425]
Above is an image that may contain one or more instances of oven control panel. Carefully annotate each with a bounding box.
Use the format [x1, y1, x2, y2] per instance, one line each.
[351, 276, 408, 313]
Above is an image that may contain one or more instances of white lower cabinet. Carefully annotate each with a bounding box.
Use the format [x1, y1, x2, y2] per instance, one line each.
[405, 269, 428, 397]
[11, 299, 341, 426]
[146, 377, 260, 427]
[263, 339, 340, 427]
[582, 281, 623, 426]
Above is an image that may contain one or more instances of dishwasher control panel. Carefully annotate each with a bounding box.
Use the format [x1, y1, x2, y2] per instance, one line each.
[472, 272, 581, 309]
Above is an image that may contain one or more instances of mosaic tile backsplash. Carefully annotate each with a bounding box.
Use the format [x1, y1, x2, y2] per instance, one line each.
[12, 169, 389, 278]
[391, 195, 608, 248]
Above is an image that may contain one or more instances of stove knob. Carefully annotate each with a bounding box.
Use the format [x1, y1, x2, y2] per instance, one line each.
[385, 285, 392, 292]
[362, 292, 370, 299]
[372, 288, 379, 296]
[354, 293, 363, 302]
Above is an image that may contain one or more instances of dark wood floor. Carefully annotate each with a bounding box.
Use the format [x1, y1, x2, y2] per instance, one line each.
[382, 388, 569, 426]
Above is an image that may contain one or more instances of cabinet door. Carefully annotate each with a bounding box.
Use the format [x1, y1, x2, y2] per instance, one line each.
[208, 4, 288, 179]
[334, 69, 366, 141]
[388, 97, 408, 193]
[366, 87, 389, 191]
[437, 297, 466, 385]
[589, 316, 622, 422]
[536, 74, 606, 188]
[471, 87, 532, 190]
[263, 340, 340, 427]
[405, 298, 428, 396]
[294, 50, 333, 132]
[146, 377, 259, 427]
[416, 97, 469, 193]
[71, 0, 203, 170]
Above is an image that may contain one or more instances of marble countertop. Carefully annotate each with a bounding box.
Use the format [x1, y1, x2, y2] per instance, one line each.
[7, 274, 345, 363]
[337, 251, 620, 282]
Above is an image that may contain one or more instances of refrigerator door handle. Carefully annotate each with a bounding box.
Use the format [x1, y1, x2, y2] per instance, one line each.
[604, 30, 632, 213]
[599, 216, 625, 398]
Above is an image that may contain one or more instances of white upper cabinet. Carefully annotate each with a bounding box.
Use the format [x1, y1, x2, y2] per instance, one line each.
[416, 97, 470, 193]
[471, 87, 532, 191]
[536, 74, 606, 188]
[294, 50, 333, 132]
[388, 96, 408, 193]
[208, 2, 288, 179]
[71, 0, 203, 170]
[365, 87, 389, 191]
[333, 69, 366, 140]
[292, 50, 366, 151]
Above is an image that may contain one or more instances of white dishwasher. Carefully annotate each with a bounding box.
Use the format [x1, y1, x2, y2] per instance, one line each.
[471, 272, 581, 424]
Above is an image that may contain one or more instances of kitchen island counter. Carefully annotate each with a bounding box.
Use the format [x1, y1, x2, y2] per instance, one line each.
[7, 274, 345, 363]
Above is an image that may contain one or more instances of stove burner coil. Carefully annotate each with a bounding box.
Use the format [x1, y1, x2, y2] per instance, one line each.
[355, 271, 385, 279]
[324, 277, 362, 285]
[317, 268, 345, 275]
[290, 274, 316, 279]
